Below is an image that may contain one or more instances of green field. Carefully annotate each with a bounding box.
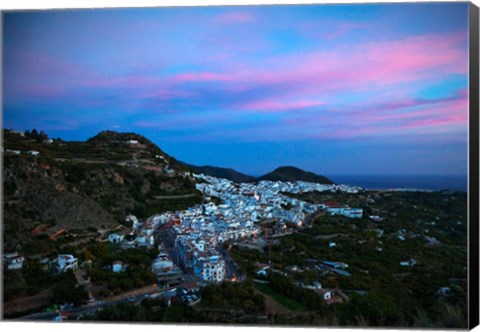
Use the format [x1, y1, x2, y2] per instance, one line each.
[255, 283, 307, 312]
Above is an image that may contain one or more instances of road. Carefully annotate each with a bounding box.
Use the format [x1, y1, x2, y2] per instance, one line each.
[18, 286, 177, 321]
[220, 246, 245, 282]
[158, 230, 182, 269]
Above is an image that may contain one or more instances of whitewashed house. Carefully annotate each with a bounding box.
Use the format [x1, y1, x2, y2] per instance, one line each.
[193, 254, 225, 283]
[54, 254, 78, 273]
[112, 260, 125, 273]
[28, 150, 40, 157]
[3, 252, 25, 270]
[108, 233, 125, 244]
[342, 208, 363, 218]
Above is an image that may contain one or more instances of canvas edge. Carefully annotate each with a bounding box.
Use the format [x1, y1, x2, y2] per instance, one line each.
[469, 1, 480, 330]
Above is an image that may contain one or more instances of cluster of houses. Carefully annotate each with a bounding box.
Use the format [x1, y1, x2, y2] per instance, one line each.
[194, 175, 364, 230]
[107, 214, 158, 249]
[3, 252, 79, 275]
[322, 201, 364, 219]
[142, 174, 365, 283]
[3, 148, 40, 157]
[164, 214, 227, 283]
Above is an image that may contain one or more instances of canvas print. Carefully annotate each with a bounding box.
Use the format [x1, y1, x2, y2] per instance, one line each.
[1, 2, 477, 328]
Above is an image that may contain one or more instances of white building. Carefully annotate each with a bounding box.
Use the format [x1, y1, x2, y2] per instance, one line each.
[342, 208, 363, 218]
[112, 260, 124, 273]
[54, 254, 78, 273]
[108, 233, 125, 244]
[3, 252, 25, 270]
[28, 150, 40, 157]
[193, 254, 225, 283]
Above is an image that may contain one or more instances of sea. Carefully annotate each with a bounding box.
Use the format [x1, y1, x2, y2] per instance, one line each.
[328, 175, 468, 192]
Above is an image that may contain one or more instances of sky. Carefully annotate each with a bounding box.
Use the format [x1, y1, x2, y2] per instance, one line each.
[2, 3, 470, 176]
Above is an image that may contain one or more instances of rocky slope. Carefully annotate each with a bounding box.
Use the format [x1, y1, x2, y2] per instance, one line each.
[2, 129, 202, 252]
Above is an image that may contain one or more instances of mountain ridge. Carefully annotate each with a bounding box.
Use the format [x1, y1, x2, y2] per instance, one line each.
[257, 166, 334, 184]
[187, 163, 334, 185]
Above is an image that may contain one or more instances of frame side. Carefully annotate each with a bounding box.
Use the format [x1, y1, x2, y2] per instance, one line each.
[469, 1, 480, 330]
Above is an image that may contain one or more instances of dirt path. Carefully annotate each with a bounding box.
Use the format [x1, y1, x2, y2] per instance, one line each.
[154, 194, 198, 200]
[314, 233, 340, 240]
[3, 289, 53, 316]
[103, 284, 159, 302]
[262, 293, 293, 315]
[252, 288, 292, 315]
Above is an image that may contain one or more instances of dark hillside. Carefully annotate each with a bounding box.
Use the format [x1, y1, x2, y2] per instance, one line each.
[258, 166, 334, 184]
[190, 165, 255, 182]
[2, 129, 202, 253]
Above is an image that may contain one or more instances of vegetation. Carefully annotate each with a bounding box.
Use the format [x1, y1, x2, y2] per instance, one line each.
[230, 190, 467, 327]
[82, 298, 170, 322]
[83, 243, 157, 295]
[82, 281, 266, 324]
[51, 272, 89, 306]
[255, 283, 306, 311]
[200, 280, 265, 314]
[4, 264, 87, 307]
[2, 129, 468, 327]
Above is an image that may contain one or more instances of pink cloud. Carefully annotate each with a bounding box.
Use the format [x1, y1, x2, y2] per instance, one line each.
[278, 91, 468, 141]
[188, 31, 467, 122]
[229, 31, 468, 96]
[174, 72, 231, 83]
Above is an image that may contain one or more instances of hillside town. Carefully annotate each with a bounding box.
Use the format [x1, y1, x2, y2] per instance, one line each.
[3, 168, 467, 325]
[101, 174, 364, 288]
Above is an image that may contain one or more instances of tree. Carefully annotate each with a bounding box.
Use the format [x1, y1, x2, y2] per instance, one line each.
[38, 130, 48, 142]
[30, 129, 39, 140]
[52, 276, 88, 307]
[164, 303, 186, 322]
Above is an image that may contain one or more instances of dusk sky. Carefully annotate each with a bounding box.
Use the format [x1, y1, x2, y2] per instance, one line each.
[3, 3, 469, 176]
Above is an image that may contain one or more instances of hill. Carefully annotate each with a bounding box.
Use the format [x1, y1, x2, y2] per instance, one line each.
[186, 164, 333, 185]
[2, 129, 202, 254]
[258, 166, 334, 184]
[188, 165, 256, 182]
